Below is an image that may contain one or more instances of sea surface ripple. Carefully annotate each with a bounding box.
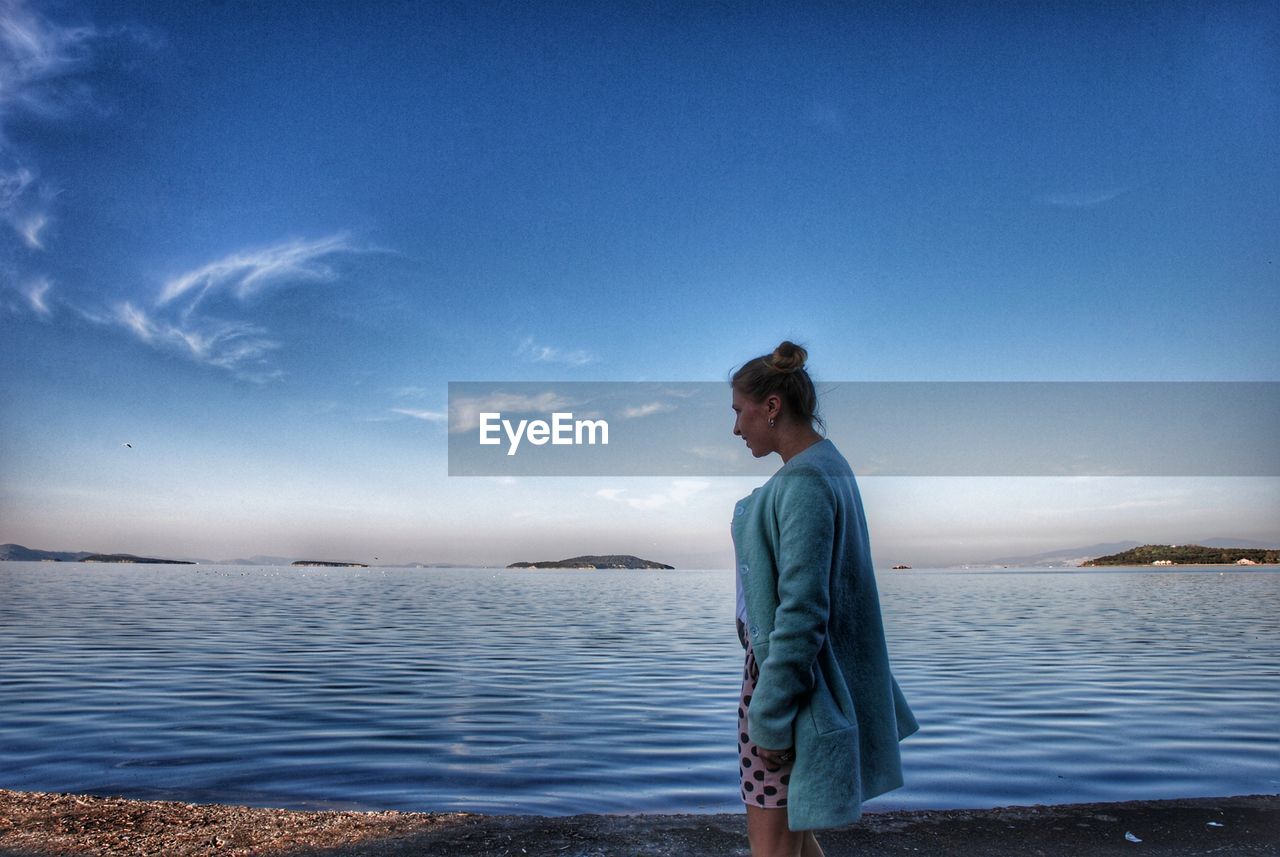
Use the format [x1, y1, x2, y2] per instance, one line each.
[1, 564, 1276, 814]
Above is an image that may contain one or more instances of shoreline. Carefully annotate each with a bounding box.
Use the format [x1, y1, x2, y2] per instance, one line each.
[1, 790, 1276, 856]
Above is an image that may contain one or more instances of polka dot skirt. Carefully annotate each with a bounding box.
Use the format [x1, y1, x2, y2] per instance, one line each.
[738, 638, 792, 808]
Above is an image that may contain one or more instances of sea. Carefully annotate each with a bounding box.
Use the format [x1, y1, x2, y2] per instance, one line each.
[0, 563, 1276, 815]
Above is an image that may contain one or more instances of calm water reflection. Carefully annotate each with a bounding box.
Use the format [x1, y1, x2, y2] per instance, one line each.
[0, 564, 1276, 813]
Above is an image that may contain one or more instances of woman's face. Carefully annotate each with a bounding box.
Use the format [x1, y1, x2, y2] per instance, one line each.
[732, 387, 776, 458]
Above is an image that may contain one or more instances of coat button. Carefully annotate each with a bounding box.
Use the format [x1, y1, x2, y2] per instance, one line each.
[749, 624, 759, 638]
[734, 505, 744, 517]
[739, 563, 749, 575]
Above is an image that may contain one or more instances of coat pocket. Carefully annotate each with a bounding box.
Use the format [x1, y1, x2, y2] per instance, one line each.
[807, 668, 855, 736]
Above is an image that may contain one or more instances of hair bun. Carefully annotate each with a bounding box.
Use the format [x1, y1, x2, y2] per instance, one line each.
[769, 340, 808, 374]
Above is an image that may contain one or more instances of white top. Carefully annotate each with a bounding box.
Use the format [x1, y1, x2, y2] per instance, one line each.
[733, 492, 754, 625]
[736, 562, 748, 624]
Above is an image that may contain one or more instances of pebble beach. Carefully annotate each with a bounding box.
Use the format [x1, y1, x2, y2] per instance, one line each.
[1, 790, 1276, 856]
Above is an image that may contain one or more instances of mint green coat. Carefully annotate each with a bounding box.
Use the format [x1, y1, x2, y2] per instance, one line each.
[732, 439, 918, 830]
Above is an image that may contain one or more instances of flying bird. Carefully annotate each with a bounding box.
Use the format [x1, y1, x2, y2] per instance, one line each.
[122, 443, 133, 448]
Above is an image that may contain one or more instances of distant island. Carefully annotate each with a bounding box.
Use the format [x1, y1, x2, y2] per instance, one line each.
[0, 544, 477, 568]
[1, 543, 92, 562]
[3, 543, 197, 564]
[1083, 544, 1279, 566]
[82, 554, 193, 565]
[508, 554, 674, 570]
[291, 560, 369, 568]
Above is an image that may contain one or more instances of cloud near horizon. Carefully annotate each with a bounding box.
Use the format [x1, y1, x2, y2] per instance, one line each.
[595, 480, 710, 511]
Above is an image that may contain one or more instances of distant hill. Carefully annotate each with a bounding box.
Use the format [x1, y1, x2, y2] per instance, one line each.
[966, 537, 1279, 568]
[971, 541, 1142, 568]
[81, 553, 194, 565]
[508, 554, 674, 570]
[0, 543, 92, 562]
[3, 544, 192, 564]
[222, 555, 295, 566]
[291, 560, 368, 567]
[1083, 544, 1279, 566]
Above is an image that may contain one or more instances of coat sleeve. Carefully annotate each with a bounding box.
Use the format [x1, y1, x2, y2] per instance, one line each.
[748, 465, 835, 750]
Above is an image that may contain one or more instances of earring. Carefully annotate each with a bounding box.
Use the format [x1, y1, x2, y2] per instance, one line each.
[768, 418, 776, 428]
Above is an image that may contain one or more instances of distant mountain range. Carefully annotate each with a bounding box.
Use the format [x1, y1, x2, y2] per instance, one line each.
[969, 541, 1143, 568]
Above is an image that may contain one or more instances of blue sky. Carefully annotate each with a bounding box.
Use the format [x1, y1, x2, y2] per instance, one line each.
[1, 0, 1277, 566]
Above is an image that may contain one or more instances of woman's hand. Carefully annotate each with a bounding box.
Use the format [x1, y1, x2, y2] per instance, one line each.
[756, 745, 796, 769]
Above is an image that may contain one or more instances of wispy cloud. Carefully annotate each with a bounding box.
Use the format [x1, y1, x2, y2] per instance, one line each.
[595, 480, 709, 511]
[0, 165, 34, 203]
[17, 209, 46, 248]
[1, 0, 153, 308]
[21, 275, 50, 315]
[105, 233, 363, 381]
[621, 401, 675, 419]
[3, 6, 341, 382]
[1, 0, 108, 253]
[1039, 187, 1129, 209]
[448, 391, 577, 433]
[114, 301, 282, 382]
[0, 162, 34, 212]
[686, 445, 742, 464]
[158, 234, 354, 313]
[0, 1, 99, 120]
[0, 163, 55, 259]
[392, 408, 448, 423]
[0, 159, 45, 253]
[517, 336, 594, 367]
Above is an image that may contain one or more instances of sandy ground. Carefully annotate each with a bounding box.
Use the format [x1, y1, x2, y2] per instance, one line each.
[0, 790, 1276, 856]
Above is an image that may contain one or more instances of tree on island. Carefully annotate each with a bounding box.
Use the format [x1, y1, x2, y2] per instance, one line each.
[291, 560, 370, 568]
[1083, 544, 1278, 566]
[80, 554, 193, 564]
[507, 554, 674, 570]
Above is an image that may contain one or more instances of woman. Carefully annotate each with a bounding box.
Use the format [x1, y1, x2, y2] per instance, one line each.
[730, 341, 918, 857]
